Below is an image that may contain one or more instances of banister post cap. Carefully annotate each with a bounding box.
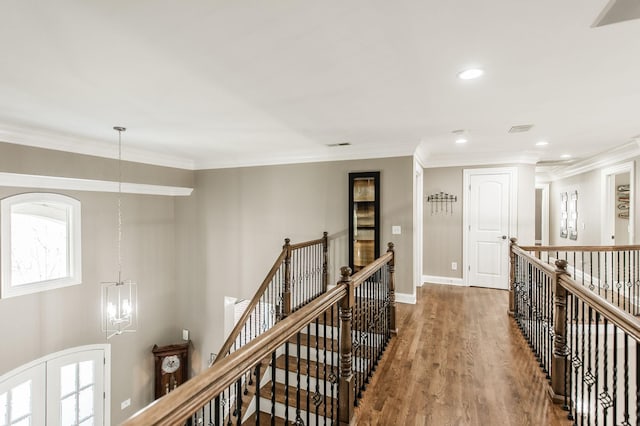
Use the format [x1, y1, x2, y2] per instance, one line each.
[510, 237, 518, 244]
[387, 242, 395, 251]
[323, 231, 328, 238]
[555, 259, 568, 271]
[283, 238, 290, 247]
[340, 266, 352, 280]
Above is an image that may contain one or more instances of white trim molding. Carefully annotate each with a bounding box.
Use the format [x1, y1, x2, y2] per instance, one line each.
[538, 141, 640, 182]
[423, 275, 466, 287]
[395, 292, 416, 304]
[0, 172, 193, 196]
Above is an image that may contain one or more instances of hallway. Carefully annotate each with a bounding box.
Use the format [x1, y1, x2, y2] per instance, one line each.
[355, 285, 572, 425]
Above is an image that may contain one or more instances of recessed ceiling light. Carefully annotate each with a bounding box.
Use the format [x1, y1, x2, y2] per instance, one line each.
[560, 154, 571, 159]
[452, 129, 469, 144]
[458, 68, 484, 80]
[536, 141, 549, 146]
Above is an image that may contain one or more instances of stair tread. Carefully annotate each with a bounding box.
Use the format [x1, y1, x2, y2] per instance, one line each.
[259, 381, 338, 417]
[242, 411, 288, 426]
[275, 354, 339, 378]
[287, 333, 340, 351]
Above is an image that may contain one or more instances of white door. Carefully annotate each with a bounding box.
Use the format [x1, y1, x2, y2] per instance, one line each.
[47, 349, 105, 426]
[467, 172, 512, 289]
[0, 363, 46, 426]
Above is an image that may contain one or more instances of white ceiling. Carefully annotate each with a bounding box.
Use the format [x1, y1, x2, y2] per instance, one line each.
[0, 1, 639, 170]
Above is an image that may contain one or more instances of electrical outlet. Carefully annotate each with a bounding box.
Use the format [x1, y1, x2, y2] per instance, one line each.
[392, 225, 401, 235]
[451, 262, 458, 271]
[182, 329, 189, 341]
[121, 398, 131, 410]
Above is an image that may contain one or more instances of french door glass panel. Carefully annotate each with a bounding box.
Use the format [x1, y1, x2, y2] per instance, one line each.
[47, 350, 104, 426]
[0, 364, 45, 426]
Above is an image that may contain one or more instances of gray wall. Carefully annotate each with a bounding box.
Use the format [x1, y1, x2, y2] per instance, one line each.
[175, 156, 415, 374]
[0, 143, 188, 424]
[549, 159, 640, 246]
[423, 164, 536, 279]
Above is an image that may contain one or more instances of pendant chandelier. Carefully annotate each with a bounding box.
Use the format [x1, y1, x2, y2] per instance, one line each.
[101, 126, 138, 339]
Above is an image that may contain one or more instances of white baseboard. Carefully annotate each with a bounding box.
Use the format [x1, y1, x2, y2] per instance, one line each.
[396, 292, 416, 304]
[423, 275, 467, 287]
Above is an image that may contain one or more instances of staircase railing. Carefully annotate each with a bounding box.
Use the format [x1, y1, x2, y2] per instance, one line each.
[123, 243, 396, 426]
[510, 239, 640, 424]
[516, 242, 640, 316]
[216, 233, 328, 361]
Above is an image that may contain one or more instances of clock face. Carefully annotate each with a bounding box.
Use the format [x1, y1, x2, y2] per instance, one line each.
[161, 355, 181, 374]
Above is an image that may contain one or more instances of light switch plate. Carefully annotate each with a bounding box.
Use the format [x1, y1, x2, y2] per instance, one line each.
[121, 398, 131, 410]
[392, 225, 401, 235]
[182, 329, 189, 341]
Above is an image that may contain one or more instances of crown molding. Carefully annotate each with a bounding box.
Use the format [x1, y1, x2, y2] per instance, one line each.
[419, 151, 539, 169]
[537, 140, 640, 182]
[0, 172, 193, 196]
[192, 143, 417, 170]
[0, 123, 195, 170]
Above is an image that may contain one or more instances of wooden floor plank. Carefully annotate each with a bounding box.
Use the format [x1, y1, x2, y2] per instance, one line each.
[355, 285, 573, 426]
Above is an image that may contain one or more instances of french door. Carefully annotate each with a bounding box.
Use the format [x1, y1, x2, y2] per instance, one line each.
[0, 345, 108, 426]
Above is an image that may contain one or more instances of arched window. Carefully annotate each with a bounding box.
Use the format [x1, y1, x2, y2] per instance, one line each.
[1, 193, 81, 298]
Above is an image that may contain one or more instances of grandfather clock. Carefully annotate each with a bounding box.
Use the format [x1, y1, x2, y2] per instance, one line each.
[152, 342, 189, 399]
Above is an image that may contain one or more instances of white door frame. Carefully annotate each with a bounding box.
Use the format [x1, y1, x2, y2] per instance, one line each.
[535, 183, 550, 246]
[413, 156, 424, 295]
[463, 167, 518, 287]
[601, 162, 634, 245]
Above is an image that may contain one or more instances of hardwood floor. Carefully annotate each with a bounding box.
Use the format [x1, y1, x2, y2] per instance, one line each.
[355, 285, 573, 426]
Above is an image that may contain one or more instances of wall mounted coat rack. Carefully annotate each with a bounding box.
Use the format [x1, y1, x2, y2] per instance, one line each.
[426, 192, 457, 215]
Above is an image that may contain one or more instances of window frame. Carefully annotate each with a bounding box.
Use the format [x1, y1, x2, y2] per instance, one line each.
[1, 192, 82, 298]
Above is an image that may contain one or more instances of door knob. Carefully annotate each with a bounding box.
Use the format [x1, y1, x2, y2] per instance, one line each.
[498, 235, 507, 240]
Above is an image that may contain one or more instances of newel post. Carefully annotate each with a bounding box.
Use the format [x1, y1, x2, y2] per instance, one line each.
[338, 266, 355, 425]
[387, 242, 397, 334]
[283, 238, 292, 318]
[322, 231, 329, 292]
[509, 238, 518, 316]
[550, 259, 569, 404]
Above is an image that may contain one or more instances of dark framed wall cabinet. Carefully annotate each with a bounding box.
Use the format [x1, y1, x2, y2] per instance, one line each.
[349, 171, 381, 272]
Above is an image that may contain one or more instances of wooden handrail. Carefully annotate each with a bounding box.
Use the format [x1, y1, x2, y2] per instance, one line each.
[123, 285, 348, 426]
[519, 244, 640, 252]
[351, 251, 393, 288]
[511, 246, 556, 275]
[215, 233, 328, 363]
[289, 237, 325, 250]
[558, 274, 640, 342]
[215, 248, 287, 361]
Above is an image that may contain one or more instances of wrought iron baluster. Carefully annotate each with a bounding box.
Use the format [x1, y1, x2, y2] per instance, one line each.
[623, 333, 630, 426]
[307, 323, 311, 426]
[255, 363, 261, 425]
[613, 324, 618, 425]
[271, 351, 276, 424]
[285, 339, 290, 424]
[296, 332, 302, 425]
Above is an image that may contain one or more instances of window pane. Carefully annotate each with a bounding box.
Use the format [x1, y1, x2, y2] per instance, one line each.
[11, 204, 69, 286]
[79, 418, 94, 426]
[9, 381, 30, 421]
[60, 394, 76, 426]
[78, 361, 94, 388]
[0, 392, 7, 426]
[60, 364, 77, 397]
[78, 387, 93, 420]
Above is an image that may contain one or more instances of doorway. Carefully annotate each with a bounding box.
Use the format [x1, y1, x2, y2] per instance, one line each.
[535, 183, 550, 246]
[601, 162, 634, 245]
[463, 167, 517, 290]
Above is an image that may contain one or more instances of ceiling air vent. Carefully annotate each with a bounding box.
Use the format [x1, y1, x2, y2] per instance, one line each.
[326, 142, 351, 147]
[508, 124, 534, 133]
